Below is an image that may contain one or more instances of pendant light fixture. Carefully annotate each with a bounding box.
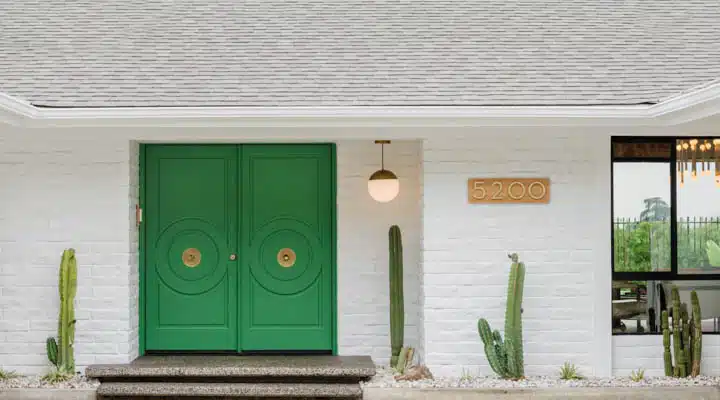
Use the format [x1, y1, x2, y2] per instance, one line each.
[676, 138, 720, 188]
[368, 140, 399, 203]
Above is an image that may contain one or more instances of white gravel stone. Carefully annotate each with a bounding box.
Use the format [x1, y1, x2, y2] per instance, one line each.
[0, 373, 99, 389]
[361, 366, 720, 389]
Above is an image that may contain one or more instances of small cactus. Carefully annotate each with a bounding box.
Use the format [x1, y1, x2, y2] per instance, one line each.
[46, 337, 58, 367]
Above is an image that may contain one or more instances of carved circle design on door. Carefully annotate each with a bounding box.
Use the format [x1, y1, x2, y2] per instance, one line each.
[155, 218, 228, 295]
[249, 218, 322, 295]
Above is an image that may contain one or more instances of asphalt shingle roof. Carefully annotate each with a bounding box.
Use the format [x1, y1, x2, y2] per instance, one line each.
[1, 0, 719, 108]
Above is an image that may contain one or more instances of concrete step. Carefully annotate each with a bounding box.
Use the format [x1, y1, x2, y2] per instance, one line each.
[96, 382, 362, 398]
[86, 355, 375, 384]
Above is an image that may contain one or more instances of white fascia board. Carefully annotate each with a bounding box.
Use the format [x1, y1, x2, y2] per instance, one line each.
[0, 93, 38, 125]
[649, 81, 720, 125]
[26, 105, 654, 129]
[1, 83, 720, 129]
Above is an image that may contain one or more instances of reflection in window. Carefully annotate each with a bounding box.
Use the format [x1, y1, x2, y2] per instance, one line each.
[612, 280, 720, 334]
[613, 162, 671, 272]
[676, 139, 720, 275]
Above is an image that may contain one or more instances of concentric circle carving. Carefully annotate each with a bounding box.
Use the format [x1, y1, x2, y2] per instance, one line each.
[248, 218, 323, 295]
[154, 218, 228, 295]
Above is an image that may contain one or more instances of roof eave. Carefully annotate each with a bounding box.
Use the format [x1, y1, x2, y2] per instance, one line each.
[0, 92, 38, 125]
[1, 83, 720, 129]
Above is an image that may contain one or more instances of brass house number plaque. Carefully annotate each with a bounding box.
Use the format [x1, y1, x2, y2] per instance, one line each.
[468, 178, 550, 204]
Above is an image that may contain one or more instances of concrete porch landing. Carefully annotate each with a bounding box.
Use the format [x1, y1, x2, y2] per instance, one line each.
[85, 355, 375, 399]
[87, 355, 375, 380]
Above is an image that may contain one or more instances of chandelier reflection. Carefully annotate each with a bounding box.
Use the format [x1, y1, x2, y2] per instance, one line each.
[676, 139, 720, 187]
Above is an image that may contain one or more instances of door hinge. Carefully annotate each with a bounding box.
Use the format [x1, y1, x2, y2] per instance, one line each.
[136, 204, 143, 226]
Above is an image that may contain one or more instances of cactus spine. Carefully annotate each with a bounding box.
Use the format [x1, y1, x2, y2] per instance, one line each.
[46, 249, 77, 374]
[477, 253, 525, 379]
[389, 225, 404, 369]
[661, 286, 702, 377]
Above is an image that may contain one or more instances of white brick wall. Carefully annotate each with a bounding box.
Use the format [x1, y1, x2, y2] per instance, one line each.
[422, 132, 612, 378]
[336, 140, 423, 364]
[1, 123, 717, 379]
[0, 130, 423, 373]
[613, 335, 720, 376]
[0, 131, 135, 374]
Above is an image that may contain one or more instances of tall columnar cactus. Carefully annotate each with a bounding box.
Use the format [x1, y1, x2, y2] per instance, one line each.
[661, 310, 672, 376]
[671, 287, 686, 377]
[691, 291, 702, 376]
[477, 253, 525, 379]
[661, 286, 702, 377]
[389, 225, 404, 368]
[681, 304, 691, 375]
[46, 249, 77, 374]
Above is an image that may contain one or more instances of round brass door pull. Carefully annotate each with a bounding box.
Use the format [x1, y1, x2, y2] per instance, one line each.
[230, 254, 237, 261]
[182, 248, 201, 268]
[277, 248, 296, 268]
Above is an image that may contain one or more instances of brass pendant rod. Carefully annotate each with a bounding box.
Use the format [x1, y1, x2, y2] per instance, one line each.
[375, 139, 391, 170]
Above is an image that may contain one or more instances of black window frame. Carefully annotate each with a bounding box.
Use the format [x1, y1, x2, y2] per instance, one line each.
[611, 136, 720, 281]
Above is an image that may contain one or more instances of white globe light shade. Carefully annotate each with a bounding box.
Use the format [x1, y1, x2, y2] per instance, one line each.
[368, 169, 399, 202]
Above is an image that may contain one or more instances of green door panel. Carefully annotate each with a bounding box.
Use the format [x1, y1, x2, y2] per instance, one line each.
[239, 144, 334, 351]
[145, 145, 238, 351]
[143, 144, 333, 352]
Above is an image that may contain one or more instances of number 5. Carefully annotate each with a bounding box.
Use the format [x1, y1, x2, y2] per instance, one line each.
[472, 181, 486, 200]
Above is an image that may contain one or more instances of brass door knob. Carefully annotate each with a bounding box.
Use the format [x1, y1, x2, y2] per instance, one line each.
[277, 248, 296, 268]
[229, 254, 237, 261]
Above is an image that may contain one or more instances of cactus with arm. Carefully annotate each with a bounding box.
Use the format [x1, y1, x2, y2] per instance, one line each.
[46, 249, 77, 376]
[477, 253, 526, 379]
[661, 287, 702, 377]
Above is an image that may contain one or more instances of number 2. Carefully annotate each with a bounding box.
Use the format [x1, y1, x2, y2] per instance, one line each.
[491, 181, 504, 199]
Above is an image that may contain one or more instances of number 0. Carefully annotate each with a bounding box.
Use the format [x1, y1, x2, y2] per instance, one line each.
[508, 182, 526, 200]
[528, 181, 547, 200]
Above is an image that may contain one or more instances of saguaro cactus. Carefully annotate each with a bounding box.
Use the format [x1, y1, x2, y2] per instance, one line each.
[389, 225, 404, 368]
[661, 286, 702, 377]
[477, 253, 526, 379]
[46, 249, 77, 374]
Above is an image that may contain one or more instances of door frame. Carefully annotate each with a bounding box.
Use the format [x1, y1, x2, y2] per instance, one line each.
[137, 143, 338, 356]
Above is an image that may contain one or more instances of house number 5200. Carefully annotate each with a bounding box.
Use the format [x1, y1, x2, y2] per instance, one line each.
[467, 178, 550, 204]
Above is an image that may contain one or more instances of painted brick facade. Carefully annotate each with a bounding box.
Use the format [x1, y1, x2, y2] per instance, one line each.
[1, 125, 718, 380]
[0, 131, 423, 374]
[336, 140, 424, 364]
[0, 131, 136, 373]
[421, 133, 612, 378]
[612, 335, 720, 376]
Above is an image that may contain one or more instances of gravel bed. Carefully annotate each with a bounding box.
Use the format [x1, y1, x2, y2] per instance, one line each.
[361, 366, 720, 389]
[0, 373, 99, 389]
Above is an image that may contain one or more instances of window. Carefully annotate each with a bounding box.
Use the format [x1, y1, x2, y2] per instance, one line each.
[611, 137, 720, 335]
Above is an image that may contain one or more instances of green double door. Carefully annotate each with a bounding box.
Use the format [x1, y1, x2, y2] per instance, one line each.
[144, 144, 334, 352]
